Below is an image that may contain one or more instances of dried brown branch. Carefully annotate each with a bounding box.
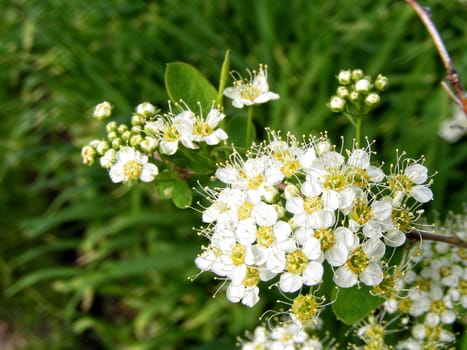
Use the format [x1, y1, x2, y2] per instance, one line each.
[406, 229, 467, 248]
[406, 0, 467, 116]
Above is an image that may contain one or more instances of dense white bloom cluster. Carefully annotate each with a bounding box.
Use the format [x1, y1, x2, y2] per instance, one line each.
[239, 321, 330, 350]
[195, 130, 433, 322]
[81, 102, 228, 183]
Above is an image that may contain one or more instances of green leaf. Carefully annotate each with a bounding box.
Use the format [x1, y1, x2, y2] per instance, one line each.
[155, 179, 175, 199]
[165, 62, 217, 112]
[216, 49, 230, 105]
[225, 115, 255, 148]
[332, 285, 384, 325]
[172, 178, 192, 209]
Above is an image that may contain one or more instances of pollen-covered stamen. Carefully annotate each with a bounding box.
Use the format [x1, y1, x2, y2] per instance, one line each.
[324, 169, 347, 191]
[164, 125, 180, 142]
[248, 174, 265, 190]
[425, 325, 442, 341]
[372, 273, 396, 298]
[350, 199, 372, 225]
[281, 160, 301, 177]
[303, 196, 323, 215]
[291, 294, 318, 321]
[256, 226, 274, 247]
[347, 247, 369, 274]
[237, 201, 254, 220]
[458, 279, 467, 296]
[398, 298, 413, 313]
[239, 83, 261, 101]
[314, 228, 335, 251]
[193, 121, 212, 137]
[392, 208, 412, 231]
[243, 266, 260, 287]
[123, 160, 143, 180]
[388, 174, 413, 193]
[430, 300, 446, 315]
[347, 168, 370, 188]
[286, 249, 308, 274]
[231, 243, 247, 266]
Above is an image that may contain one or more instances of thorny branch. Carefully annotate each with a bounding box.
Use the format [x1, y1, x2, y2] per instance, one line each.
[407, 229, 467, 248]
[406, 0, 467, 116]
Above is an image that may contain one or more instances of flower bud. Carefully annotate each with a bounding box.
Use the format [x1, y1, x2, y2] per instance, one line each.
[130, 134, 144, 148]
[284, 184, 300, 199]
[107, 131, 118, 142]
[81, 145, 97, 165]
[99, 148, 117, 168]
[349, 91, 359, 101]
[93, 101, 112, 120]
[365, 93, 380, 106]
[136, 102, 157, 116]
[140, 136, 158, 153]
[121, 130, 131, 141]
[375, 74, 388, 91]
[131, 114, 145, 126]
[351, 69, 364, 81]
[111, 138, 122, 149]
[329, 96, 345, 112]
[336, 86, 349, 98]
[131, 125, 143, 134]
[117, 124, 129, 135]
[337, 70, 352, 85]
[106, 121, 118, 133]
[355, 79, 371, 93]
[96, 140, 110, 155]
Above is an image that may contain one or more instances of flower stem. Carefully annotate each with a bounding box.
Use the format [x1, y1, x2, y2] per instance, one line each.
[407, 229, 467, 248]
[355, 114, 362, 147]
[246, 106, 254, 146]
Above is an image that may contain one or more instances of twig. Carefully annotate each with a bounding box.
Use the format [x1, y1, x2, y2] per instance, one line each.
[406, 0, 467, 116]
[406, 229, 467, 248]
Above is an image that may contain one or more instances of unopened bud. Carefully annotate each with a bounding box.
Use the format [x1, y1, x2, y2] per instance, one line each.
[375, 74, 388, 91]
[349, 91, 359, 101]
[81, 145, 97, 165]
[92, 101, 112, 120]
[121, 130, 131, 141]
[140, 137, 158, 153]
[117, 124, 128, 135]
[96, 140, 110, 155]
[284, 184, 300, 199]
[106, 121, 117, 133]
[365, 93, 380, 106]
[130, 134, 144, 148]
[351, 69, 364, 81]
[111, 138, 123, 149]
[336, 86, 349, 98]
[337, 70, 352, 85]
[99, 148, 117, 168]
[355, 79, 371, 93]
[329, 96, 345, 112]
[107, 131, 118, 142]
[136, 102, 157, 116]
[131, 114, 145, 126]
[131, 125, 143, 134]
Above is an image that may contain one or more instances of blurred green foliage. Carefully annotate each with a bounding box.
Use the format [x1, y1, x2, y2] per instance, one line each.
[0, 0, 466, 348]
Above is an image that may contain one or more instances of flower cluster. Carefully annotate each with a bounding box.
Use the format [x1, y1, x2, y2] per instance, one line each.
[239, 320, 333, 350]
[195, 130, 433, 323]
[328, 69, 387, 114]
[81, 101, 228, 183]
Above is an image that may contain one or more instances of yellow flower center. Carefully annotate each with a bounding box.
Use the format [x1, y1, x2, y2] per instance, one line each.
[392, 208, 412, 231]
[324, 170, 347, 191]
[458, 279, 467, 296]
[398, 298, 413, 313]
[430, 300, 446, 315]
[350, 199, 372, 225]
[291, 294, 318, 321]
[243, 266, 260, 287]
[303, 196, 322, 215]
[314, 229, 335, 251]
[164, 126, 180, 142]
[239, 83, 260, 101]
[237, 201, 254, 220]
[256, 226, 274, 247]
[347, 168, 369, 188]
[248, 174, 265, 190]
[273, 149, 292, 162]
[193, 121, 212, 137]
[372, 273, 396, 299]
[347, 248, 369, 274]
[123, 160, 143, 180]
[388, 174, 413, 193]
[281, 160, 301, 177]
[286, 249, 308, 274]
[231, 243, 246, 266]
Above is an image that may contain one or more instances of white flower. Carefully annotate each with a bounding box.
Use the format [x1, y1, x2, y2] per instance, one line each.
[93, 101, 112, 120]
[224, 64, 279, 108]
[191, 107, 228, 145]
[279, 248, 324, 292]
[286, 195, 336, 229]
[333, 238, 385, 288]
[99, 148, 117, 168]
[108, 146, 158, 183]
[136, 102, 156, 116]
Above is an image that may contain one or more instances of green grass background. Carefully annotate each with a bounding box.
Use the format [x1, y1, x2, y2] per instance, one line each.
[1, 0, 466, 349]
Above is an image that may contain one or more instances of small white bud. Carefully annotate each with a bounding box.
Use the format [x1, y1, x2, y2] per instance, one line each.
[349, 91, 359, 101]
[136, 102, 156, 116]
[99, 148, 117, 168]
[375, 74, 388, 91]
[355, 79, 371, 93]
[93, 101, 112, 120]
[351, 69, 364, 81]
[140, 137, 158, 153]
[337, 70, 352, 85]
[329, 96, 345, 112]
[81, 145, 97, 165]
[336, 86, 349, 98]
[96, 141, 109, 155]
[365, 93, 380, 106]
